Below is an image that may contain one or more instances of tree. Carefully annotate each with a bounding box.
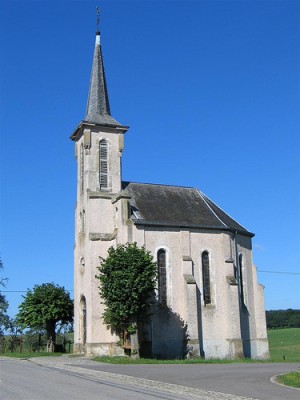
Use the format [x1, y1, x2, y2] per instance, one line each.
[17, 283, 73, 346]
[266, 309, 300, 329]
[96, 243, 157, 357]
[0, 258, 9, 335]
[6, 318, 23, 352]
[0, 293, 9, 335]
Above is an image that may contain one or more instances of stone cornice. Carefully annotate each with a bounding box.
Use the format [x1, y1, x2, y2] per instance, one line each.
[89, 228, 118, 241]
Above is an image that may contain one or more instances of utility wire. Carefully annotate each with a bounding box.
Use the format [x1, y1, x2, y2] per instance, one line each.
[2, 273, 300, 293]
[1, 290, 74, 293]
[257, 270, 300, 275]
[1, 291, 27, 293]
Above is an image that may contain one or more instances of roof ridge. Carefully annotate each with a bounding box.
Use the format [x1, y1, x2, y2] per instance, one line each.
[122, 181, 196, 190]
[197, 190, 228, 228]
[198, 190, 251, 233]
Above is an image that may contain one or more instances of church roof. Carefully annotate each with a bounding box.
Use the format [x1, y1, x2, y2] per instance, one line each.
[84, 32, 121, 127]
[122, 182, 254, 237]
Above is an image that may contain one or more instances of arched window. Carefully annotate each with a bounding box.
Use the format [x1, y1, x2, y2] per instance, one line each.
[80, 143, 84, 194]
[157, 249, 167, 306]
[79, 257, 85, 275]
[99, 139, 108, 189]
[238, 254, 244, 304]
[202, 251, 211, 305]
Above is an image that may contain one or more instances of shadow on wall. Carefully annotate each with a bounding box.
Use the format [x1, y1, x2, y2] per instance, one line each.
[196, 285, 205, 358]
[139, 305, 189, 359]
[241, 304, 251, 358]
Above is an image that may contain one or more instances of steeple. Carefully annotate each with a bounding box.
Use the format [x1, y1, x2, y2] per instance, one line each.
[84, 30, 121, 127]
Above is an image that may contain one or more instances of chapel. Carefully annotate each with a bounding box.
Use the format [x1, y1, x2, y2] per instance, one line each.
[71, 23, 269, 359]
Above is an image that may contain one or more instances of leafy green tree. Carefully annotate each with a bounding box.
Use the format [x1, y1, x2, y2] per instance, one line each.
[6, 318, 23, 352]
[266, 309, 300, 329]
[0, 294, 9, 335]
[288, 314, 300, 328]
[0, 258, 9, 335]
[17, 283, 73, 345]
[96, 243, 157, 356]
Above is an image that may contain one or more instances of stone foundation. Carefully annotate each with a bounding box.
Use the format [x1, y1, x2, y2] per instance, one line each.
[73, 342, 125, 357]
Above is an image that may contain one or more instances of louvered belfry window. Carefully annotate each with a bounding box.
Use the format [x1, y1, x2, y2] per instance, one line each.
[99, 139, 108, 189]
[202, 251, 211, 305]
[157, 249, 167, 306]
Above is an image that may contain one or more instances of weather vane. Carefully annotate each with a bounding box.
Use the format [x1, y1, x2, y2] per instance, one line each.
[96, 6, 100, 32]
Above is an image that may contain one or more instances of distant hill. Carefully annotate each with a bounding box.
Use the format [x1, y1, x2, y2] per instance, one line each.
[266, 309, 300, 329]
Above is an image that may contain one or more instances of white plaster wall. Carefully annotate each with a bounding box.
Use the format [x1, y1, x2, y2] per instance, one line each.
[129, 227, 246, 358]
[250, 265, 270, 358]
[73, 126, 268, 358]
[191, 231, 234, 354]
[73, 126, 124, 354]
[142, 227, 185, 315]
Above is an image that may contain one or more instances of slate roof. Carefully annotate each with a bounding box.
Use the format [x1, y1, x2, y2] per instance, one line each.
[122, 182, 254, 237]
[84, 32, 121, 127]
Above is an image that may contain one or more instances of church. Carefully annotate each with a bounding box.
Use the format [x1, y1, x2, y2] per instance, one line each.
[71, 23, 269, 359]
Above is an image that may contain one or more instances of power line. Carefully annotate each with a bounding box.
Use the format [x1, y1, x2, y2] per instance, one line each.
[257, 270, 300, 275]
[1, 291, 26, 293]
[1, 290, 74, 293]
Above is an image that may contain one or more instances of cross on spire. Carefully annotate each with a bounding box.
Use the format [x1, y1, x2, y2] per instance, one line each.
[96, 6, 100, 34]
[84, 7, 122, 126]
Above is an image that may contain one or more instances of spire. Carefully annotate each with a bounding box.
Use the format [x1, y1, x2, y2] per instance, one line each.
[84, 28, 121, 126]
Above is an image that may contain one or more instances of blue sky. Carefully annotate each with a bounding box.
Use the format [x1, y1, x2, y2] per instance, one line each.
[0, 0, 299, 318]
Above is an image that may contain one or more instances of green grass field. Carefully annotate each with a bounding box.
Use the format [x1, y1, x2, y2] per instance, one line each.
[267, 328, 300, 362]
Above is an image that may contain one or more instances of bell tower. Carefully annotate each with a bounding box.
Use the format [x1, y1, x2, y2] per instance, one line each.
[71, 18, 128, 354]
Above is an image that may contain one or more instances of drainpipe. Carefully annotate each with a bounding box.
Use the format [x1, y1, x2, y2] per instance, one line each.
[233, 230, 242, 298]
[231, 231, 239, 280]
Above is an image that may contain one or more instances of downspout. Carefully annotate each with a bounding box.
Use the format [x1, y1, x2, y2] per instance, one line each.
[232, 230, 239, 284]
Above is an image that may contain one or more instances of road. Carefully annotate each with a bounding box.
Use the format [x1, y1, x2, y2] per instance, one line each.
[0, 356, 299, 400]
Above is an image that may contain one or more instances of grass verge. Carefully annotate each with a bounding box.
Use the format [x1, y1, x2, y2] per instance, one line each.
[92, 356, 267, 365]
[277, 371, 300, 389]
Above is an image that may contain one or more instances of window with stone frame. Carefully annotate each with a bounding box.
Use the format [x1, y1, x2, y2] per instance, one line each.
[157, 249, 167, 306]
[99, 139, 108, 189]
[202, 251, 211, 305]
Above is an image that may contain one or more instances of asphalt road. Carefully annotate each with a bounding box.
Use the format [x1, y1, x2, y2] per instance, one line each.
[0, 356, 299, 400]
[86, 361, 300, 400]
[0, 358, 195, 400]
